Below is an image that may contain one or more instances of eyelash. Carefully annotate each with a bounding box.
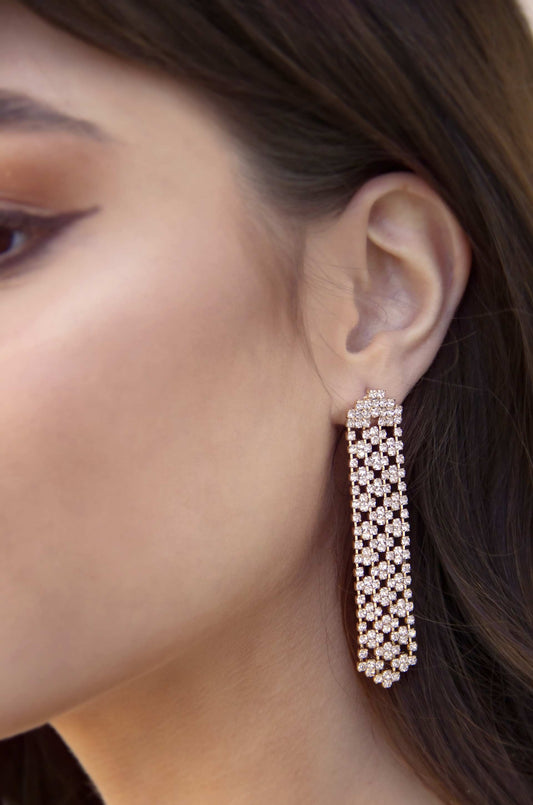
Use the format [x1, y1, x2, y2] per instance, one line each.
[0, 207, 95, 277]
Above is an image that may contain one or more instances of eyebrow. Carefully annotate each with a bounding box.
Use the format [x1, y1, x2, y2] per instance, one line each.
[0, 89, 115, 142]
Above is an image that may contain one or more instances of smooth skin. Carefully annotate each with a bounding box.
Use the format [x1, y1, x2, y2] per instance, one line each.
[0, 1, 494, 803]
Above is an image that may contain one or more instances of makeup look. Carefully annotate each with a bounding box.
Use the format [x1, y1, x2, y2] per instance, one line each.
[0, 2, 472, 803]
[0, 0, 330, 732]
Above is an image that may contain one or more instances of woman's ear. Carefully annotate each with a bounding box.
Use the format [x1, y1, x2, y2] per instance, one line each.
[300, 171, 472, 423]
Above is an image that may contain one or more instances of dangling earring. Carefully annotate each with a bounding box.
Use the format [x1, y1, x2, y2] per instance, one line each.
[345, 388, 417, 687]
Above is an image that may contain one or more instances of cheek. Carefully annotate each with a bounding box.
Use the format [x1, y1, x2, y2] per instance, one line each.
[0, 210, 313, 730]
[0, 219, 269, 575]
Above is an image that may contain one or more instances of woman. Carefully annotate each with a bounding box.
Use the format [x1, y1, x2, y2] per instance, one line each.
[0, 1, 531, 803]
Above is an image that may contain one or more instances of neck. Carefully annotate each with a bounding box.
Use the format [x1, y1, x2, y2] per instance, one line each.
[50, 541, 443, 805]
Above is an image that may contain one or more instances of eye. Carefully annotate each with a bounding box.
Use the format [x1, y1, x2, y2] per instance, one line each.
[0, 220, 29, 260]
[0, 205, 101, 277]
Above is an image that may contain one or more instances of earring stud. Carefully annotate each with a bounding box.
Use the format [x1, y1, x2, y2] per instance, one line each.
[345, 388, 417, 687]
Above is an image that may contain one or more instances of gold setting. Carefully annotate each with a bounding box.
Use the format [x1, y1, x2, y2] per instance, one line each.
[346, 388, 417, 687]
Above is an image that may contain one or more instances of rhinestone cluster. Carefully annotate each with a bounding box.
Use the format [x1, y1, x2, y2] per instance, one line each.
[345, 388, 417, 687]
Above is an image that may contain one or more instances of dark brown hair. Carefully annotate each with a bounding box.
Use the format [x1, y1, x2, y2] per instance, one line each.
[1, 2, 532, 803]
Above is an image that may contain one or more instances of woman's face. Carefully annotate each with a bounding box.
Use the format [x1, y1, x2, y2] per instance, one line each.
[0, 1, 335, 737]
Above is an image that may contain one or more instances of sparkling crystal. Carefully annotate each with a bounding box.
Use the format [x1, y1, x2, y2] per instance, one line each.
[366, 630, 377, 648]
[378, 588, 391, 606]
[375, 536, 387, 552]
[398, 626, 409, 644]
[381, 641, 394, 660]
[361, 603, 375, 621]
[348, 390, 415, 687]
[361, 547, 376, 566]
[387, 466, 399, 483]
[394, 598, 408, 617]
[394, 654, 410, 672]
[367, 425, 380, 444]
[391, 546, 404, 564]
[358, 493, 374, 512]
[392, 572, 405, 591]
[373, 561, 389, 580]
[372, 478, 384, 496]
[390, 492, 401, 510]
[386, 437, 397, 455]
[368, 452, 381, 470]
[391, 519, 403, 536]
[372, 506, 387, 525]
[365, 660, 377, 677]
